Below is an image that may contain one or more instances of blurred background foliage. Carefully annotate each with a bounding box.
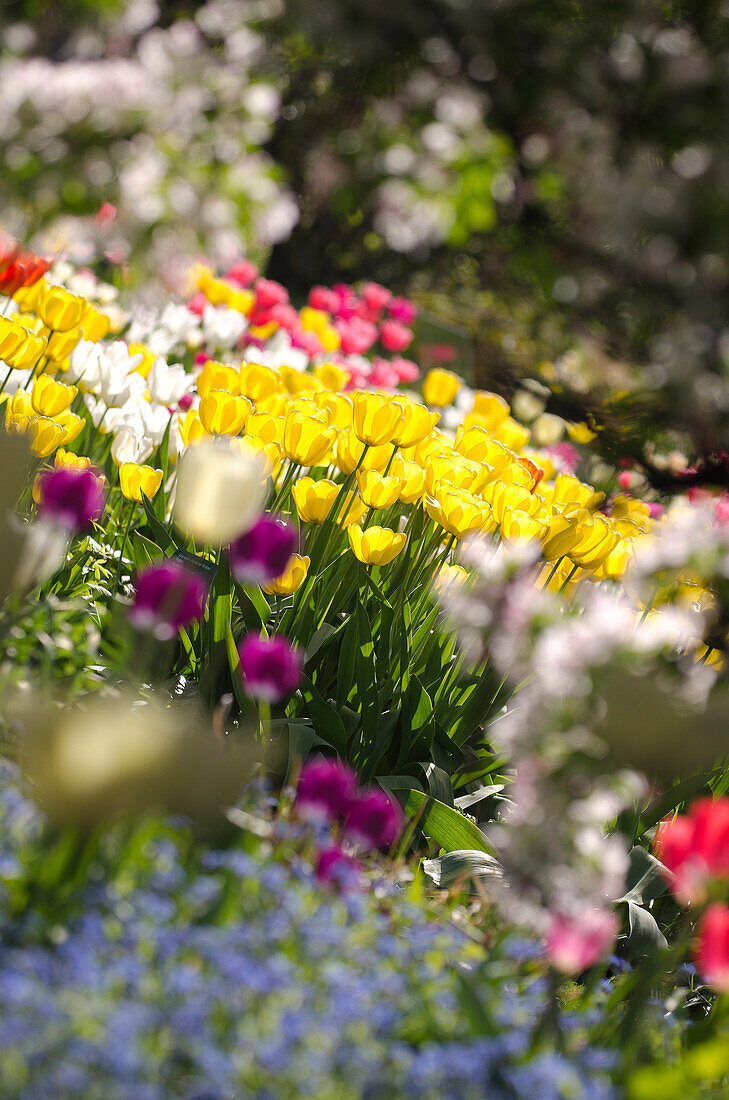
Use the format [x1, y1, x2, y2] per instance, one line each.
[4, 0, 729, 472]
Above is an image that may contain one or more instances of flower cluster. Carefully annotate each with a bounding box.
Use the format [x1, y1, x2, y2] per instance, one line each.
[296, 758, 404, 891]
[0, 3, 296, 270]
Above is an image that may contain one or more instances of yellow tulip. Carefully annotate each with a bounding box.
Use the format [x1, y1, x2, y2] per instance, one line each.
[255, 391, 288, 416]
[287, 396, 323, 421]
[566, 510, 620, 568]
[54, 410, 85, 446]
[196, 360, 240, 398]
[263, 554, 310, 596]
[178, 410, 208, 447]
[44, 326, 82, 363]
[119, 463, 163, 502]
[249, 321, 278, 341]
[552, 474, 604, 512]
[397, 460, 426, 504]
[566, 421, 598, 444]
[199, 275, 236, 306]
[81, 307, 111, 343]
[314, 391, 353, 429]
[471, 390, 511, 429]
[283, 412, 336, 466]
[55, 449, 91, 471]
[454, 425, 510, 475]
[292, 477, 365, 526]
[314, 363, 350, 391]
[226, 289, 255, 315]
[127, 343, 157, 379]
[494, 416, 530, 451]
[239, 362, 281, 402]
[423, 368, 460, 408]
[410, 430, 452, 468]
[237, 435, 282, 472]
[541, 514, 582, 562]
[351, 392, 404, 446]
[391, 402, 439, 448]
[0, 317, 29, 363]
[347, 524, 406, 565]
[485, 481, 540, 526]
[199, 390, 252, 436]
[32, 375, 78, 417]
[501, 510, 546, 544]
[8, 391, 33, 420]
[357, 469, 404, 509]
[12, 279, 46, 313]
[425, 488, 494, 539]
[37, 288, 87, 332]
[27, 415, 66, 457]
[245, 412, 286, 446]
[335, 429, 391, 475]
[320, 325, 341, 352]
[432, 563, 469, 595]
[610, 494, 651, 524]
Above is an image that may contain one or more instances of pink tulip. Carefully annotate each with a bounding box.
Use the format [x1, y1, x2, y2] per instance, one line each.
[380, 320, 413, 353]
[254, 277, 289, 310]
[388, 296, 417, 325]
[391, 356, 420, 384]
[226, 259, 258, 287]
[546, 908, 618, 973]
[695, 903, 729, 992]
[336, 318, 378, 356]
[362, 282, 392, 315]
[656, 797, 729, 904]
[308, 286, 339, 314]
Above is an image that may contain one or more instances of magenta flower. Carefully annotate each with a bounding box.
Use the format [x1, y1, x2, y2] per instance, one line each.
[388, 296, 417, 325]
[296, 758, 358, 822]
[546, 908, 617, 974]
[225, 259, 258, 287]
[695, 903, 729, 992]
[238, 634, 302, 702]
[315, 845, 361, 893]
[380, 319, 413, 353]
[254, 277, 288, 310]
[344, 789, 403, 851]
[228, 516, 297, 586]
[362, 282, 392, 315]
[128, 560, 209, 640]
[37, 467, 105, 531]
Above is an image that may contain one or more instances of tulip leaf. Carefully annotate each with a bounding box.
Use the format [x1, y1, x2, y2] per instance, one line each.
[336, 610, 359, 709]
[299, 674, 348, 759]
[354, 602, 379, 751]
[422, 849, 501, 889]
[616, 847, 668, 907]
[454, 784, 504, 811]
[620, 900, 668, 960]
[141, 492, 178, 552]
[398, 788, 497, 855]
[420, 762, 453, 806]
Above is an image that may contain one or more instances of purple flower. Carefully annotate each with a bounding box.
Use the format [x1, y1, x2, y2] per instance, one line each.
[344, 790, 403, 851]
[128, 561, 209, 640]
[37, 467, 105, 531]
[296, 758, 357, 822]
[238, 634, 302, 702]
[228, 516, 297, 586]
[315, 845, 361, 893]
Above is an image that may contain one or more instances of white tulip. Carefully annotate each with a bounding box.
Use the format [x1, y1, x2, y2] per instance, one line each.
[147, 357, 194, 405]
[67, 338, 104, 390]
[173, 436, 267, 545]
[202, 303, 246, 350]
[111, 426, 154, 466]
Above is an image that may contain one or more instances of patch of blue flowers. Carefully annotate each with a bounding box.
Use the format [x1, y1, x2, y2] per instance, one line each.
[0, 762, 616, 1099]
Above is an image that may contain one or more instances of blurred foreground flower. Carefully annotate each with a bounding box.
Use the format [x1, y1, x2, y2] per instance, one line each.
[315, 846, 361, 893]
[296, 758, 357, 821]
[128, 560, 209, 640]
[695, 904, 729, 993]
[173, 436, 267, 545]
[23, 693, 254, 826]
[37, 466, 105, 531]
[238, 634, 302, 702]
[229, 515, 296, 585]
[546, 909, 618, 974]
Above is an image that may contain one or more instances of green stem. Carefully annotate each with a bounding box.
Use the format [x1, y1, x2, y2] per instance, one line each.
[112, 501, 136, 597]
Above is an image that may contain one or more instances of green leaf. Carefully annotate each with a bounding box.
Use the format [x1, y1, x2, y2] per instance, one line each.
[354, 602, 379, 750]
[454, 784, 504, 811]
[141, 492, 178, 553]
[336, 611, 359, 708]
[620, 900, 668, 960]
[420, 762, 453, 806]
[299, 674, 348, 758]
[422, 849, 501, 889]
[399, 789, 497, 855]
[617, 846, 668, 906]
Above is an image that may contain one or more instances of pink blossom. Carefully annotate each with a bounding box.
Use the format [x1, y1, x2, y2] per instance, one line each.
[178, 393, 194, 411]
[194, 351, 209, 366]
[254, 277, 289, 310]
[714, 495, 729, 524]
[129, 561, 209, 641]
[544, 441, 580, 475]
[94, 202, 117, 227]
[238, 634, 302, 703]
[315, 846, 361, 893]
[380, 320, 413, 353]
[391, 356, 420, 384]
[546, 908, 618, 973]
[388, 296, 417, 325]
[362, 282, 392, 315]
[695, 903, 729, 992]
[656, 797, 729, 904]
[332, 283, 359, 321]
[344, 790, 403, 851]
[225, 259, 258, 287]
[336, 318, 378, 356]
[369, 361, 399, 389]
[296, 758, 358, 822]
[308, 286, 339, 315]
[188, 291, 208, 317]
[617, 471, 633, 490]
[37, 467, 105, 531]
[289, 328, 323, 357]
